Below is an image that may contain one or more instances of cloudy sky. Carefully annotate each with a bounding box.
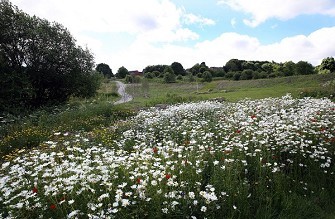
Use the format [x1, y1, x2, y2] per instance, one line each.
[11, 0, 335, 71]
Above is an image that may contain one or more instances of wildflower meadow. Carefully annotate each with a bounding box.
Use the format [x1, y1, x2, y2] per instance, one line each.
[1, 95, 335, 218]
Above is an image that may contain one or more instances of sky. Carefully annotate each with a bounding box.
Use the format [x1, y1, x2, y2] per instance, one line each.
[10, 0, 335, 72]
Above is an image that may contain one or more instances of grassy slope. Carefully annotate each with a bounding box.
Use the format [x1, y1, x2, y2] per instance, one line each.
[125, 74, 335, 106]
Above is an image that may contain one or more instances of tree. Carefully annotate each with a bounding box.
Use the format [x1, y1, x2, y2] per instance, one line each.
[225, 59, 243, 72]
[116, 66, 129, 78]
[318, 57, 335, 73]
[202, 71, 212, 82]
[96, 63, 113, 78]
[142, 64, 168, 74]
[283, 61, 296, 76]
[164, 66, 174, 74]
[295, 61, 315, 75]
[171, 62, 186, 76]
[240, 69, 254, 80]
[233, 72, 241, 80]
[242, 61, 256, 71]
[272, 63, 285, 77]
[189, 63, 200, 75]
[163, 66, 175, 83]
[261, 63, 273, 74]
[144, 72, 155, 79]
[0, 0, 100, 108]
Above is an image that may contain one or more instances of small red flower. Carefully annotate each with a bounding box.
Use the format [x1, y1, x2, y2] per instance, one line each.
[136, 177, 141, 184]
[251, 115, 256, 119]
[153, 147, 158, 154]
[32, 187, 38, 194]
[50, 204, 56, 210]
[165, 174, 171, 180]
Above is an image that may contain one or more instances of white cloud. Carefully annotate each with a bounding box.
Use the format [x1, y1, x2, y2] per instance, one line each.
[109, 26, 335, 70]
[218, 0, 335, 27]
[9, 0, 335, 71]
[11, 0, 207, 41]
[183, 14, 216, 26]
[12, 0, 181, 33]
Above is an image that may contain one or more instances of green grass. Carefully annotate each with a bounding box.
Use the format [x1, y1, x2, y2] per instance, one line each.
[125, 74, 335, 106]
[0, 81, 133, 160]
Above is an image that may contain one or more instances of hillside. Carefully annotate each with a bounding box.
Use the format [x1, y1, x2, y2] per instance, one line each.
[124, 73, 335, 106]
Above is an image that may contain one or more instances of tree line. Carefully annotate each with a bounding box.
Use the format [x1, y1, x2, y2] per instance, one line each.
[98, 57, 335, 83]
[0, 0, 101, 113]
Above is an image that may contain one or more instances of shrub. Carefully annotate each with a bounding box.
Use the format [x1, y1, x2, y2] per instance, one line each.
[202, 71, 213, 82]
[163, 72, 176, 83]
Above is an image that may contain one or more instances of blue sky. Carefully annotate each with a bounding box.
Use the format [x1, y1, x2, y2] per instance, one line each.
[11, 0, 335, 71]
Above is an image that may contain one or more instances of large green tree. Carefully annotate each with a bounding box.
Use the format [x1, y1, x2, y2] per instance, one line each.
[283, 61, 296, 76]
[0, 0, 100, 109]
[116, 66, 129, 78]
[142, 64, 168, 74]
[96, 63, 113, 78]
[295, 61, 315, 75]
[318, 57, 335, 73]
[225, 59, 243, 72]
[171, 62, 186, 76]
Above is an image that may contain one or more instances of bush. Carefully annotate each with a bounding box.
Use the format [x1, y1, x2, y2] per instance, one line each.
[233, 72, 241, 80]
[125, 75, 141, 83]
[144, 72, 155, 79]
[163, 72, 176, 83]
[202, 71, 213, 82]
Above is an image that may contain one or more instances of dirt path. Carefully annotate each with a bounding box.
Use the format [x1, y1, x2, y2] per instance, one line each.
[114, 81, 133, 104]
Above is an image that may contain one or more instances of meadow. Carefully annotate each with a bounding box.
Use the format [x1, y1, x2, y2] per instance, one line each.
[1, 75, 335, 218]
[125, 73, 335, 106]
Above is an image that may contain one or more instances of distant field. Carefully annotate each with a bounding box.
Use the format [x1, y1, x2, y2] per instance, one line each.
[124, 73, 335, 106]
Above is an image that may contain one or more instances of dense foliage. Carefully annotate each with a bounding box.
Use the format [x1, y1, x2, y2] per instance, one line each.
[140, 58, 323, 83]
[115, 66, 129, 79]
[0, 0, 101, 112]
[96, 63, 113, 78]
[317, 57, 335, 74]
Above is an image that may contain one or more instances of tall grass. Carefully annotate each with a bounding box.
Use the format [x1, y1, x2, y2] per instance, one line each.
[0, 100, 135, 160]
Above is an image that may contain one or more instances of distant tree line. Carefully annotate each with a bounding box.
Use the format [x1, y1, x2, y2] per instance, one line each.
[0, 0, 101, 112]
[132, 57, 334, 83]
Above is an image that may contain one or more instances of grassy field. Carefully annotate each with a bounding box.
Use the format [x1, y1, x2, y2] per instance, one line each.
[0, 74, 335, 218]
[124, 74, 335, 107]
